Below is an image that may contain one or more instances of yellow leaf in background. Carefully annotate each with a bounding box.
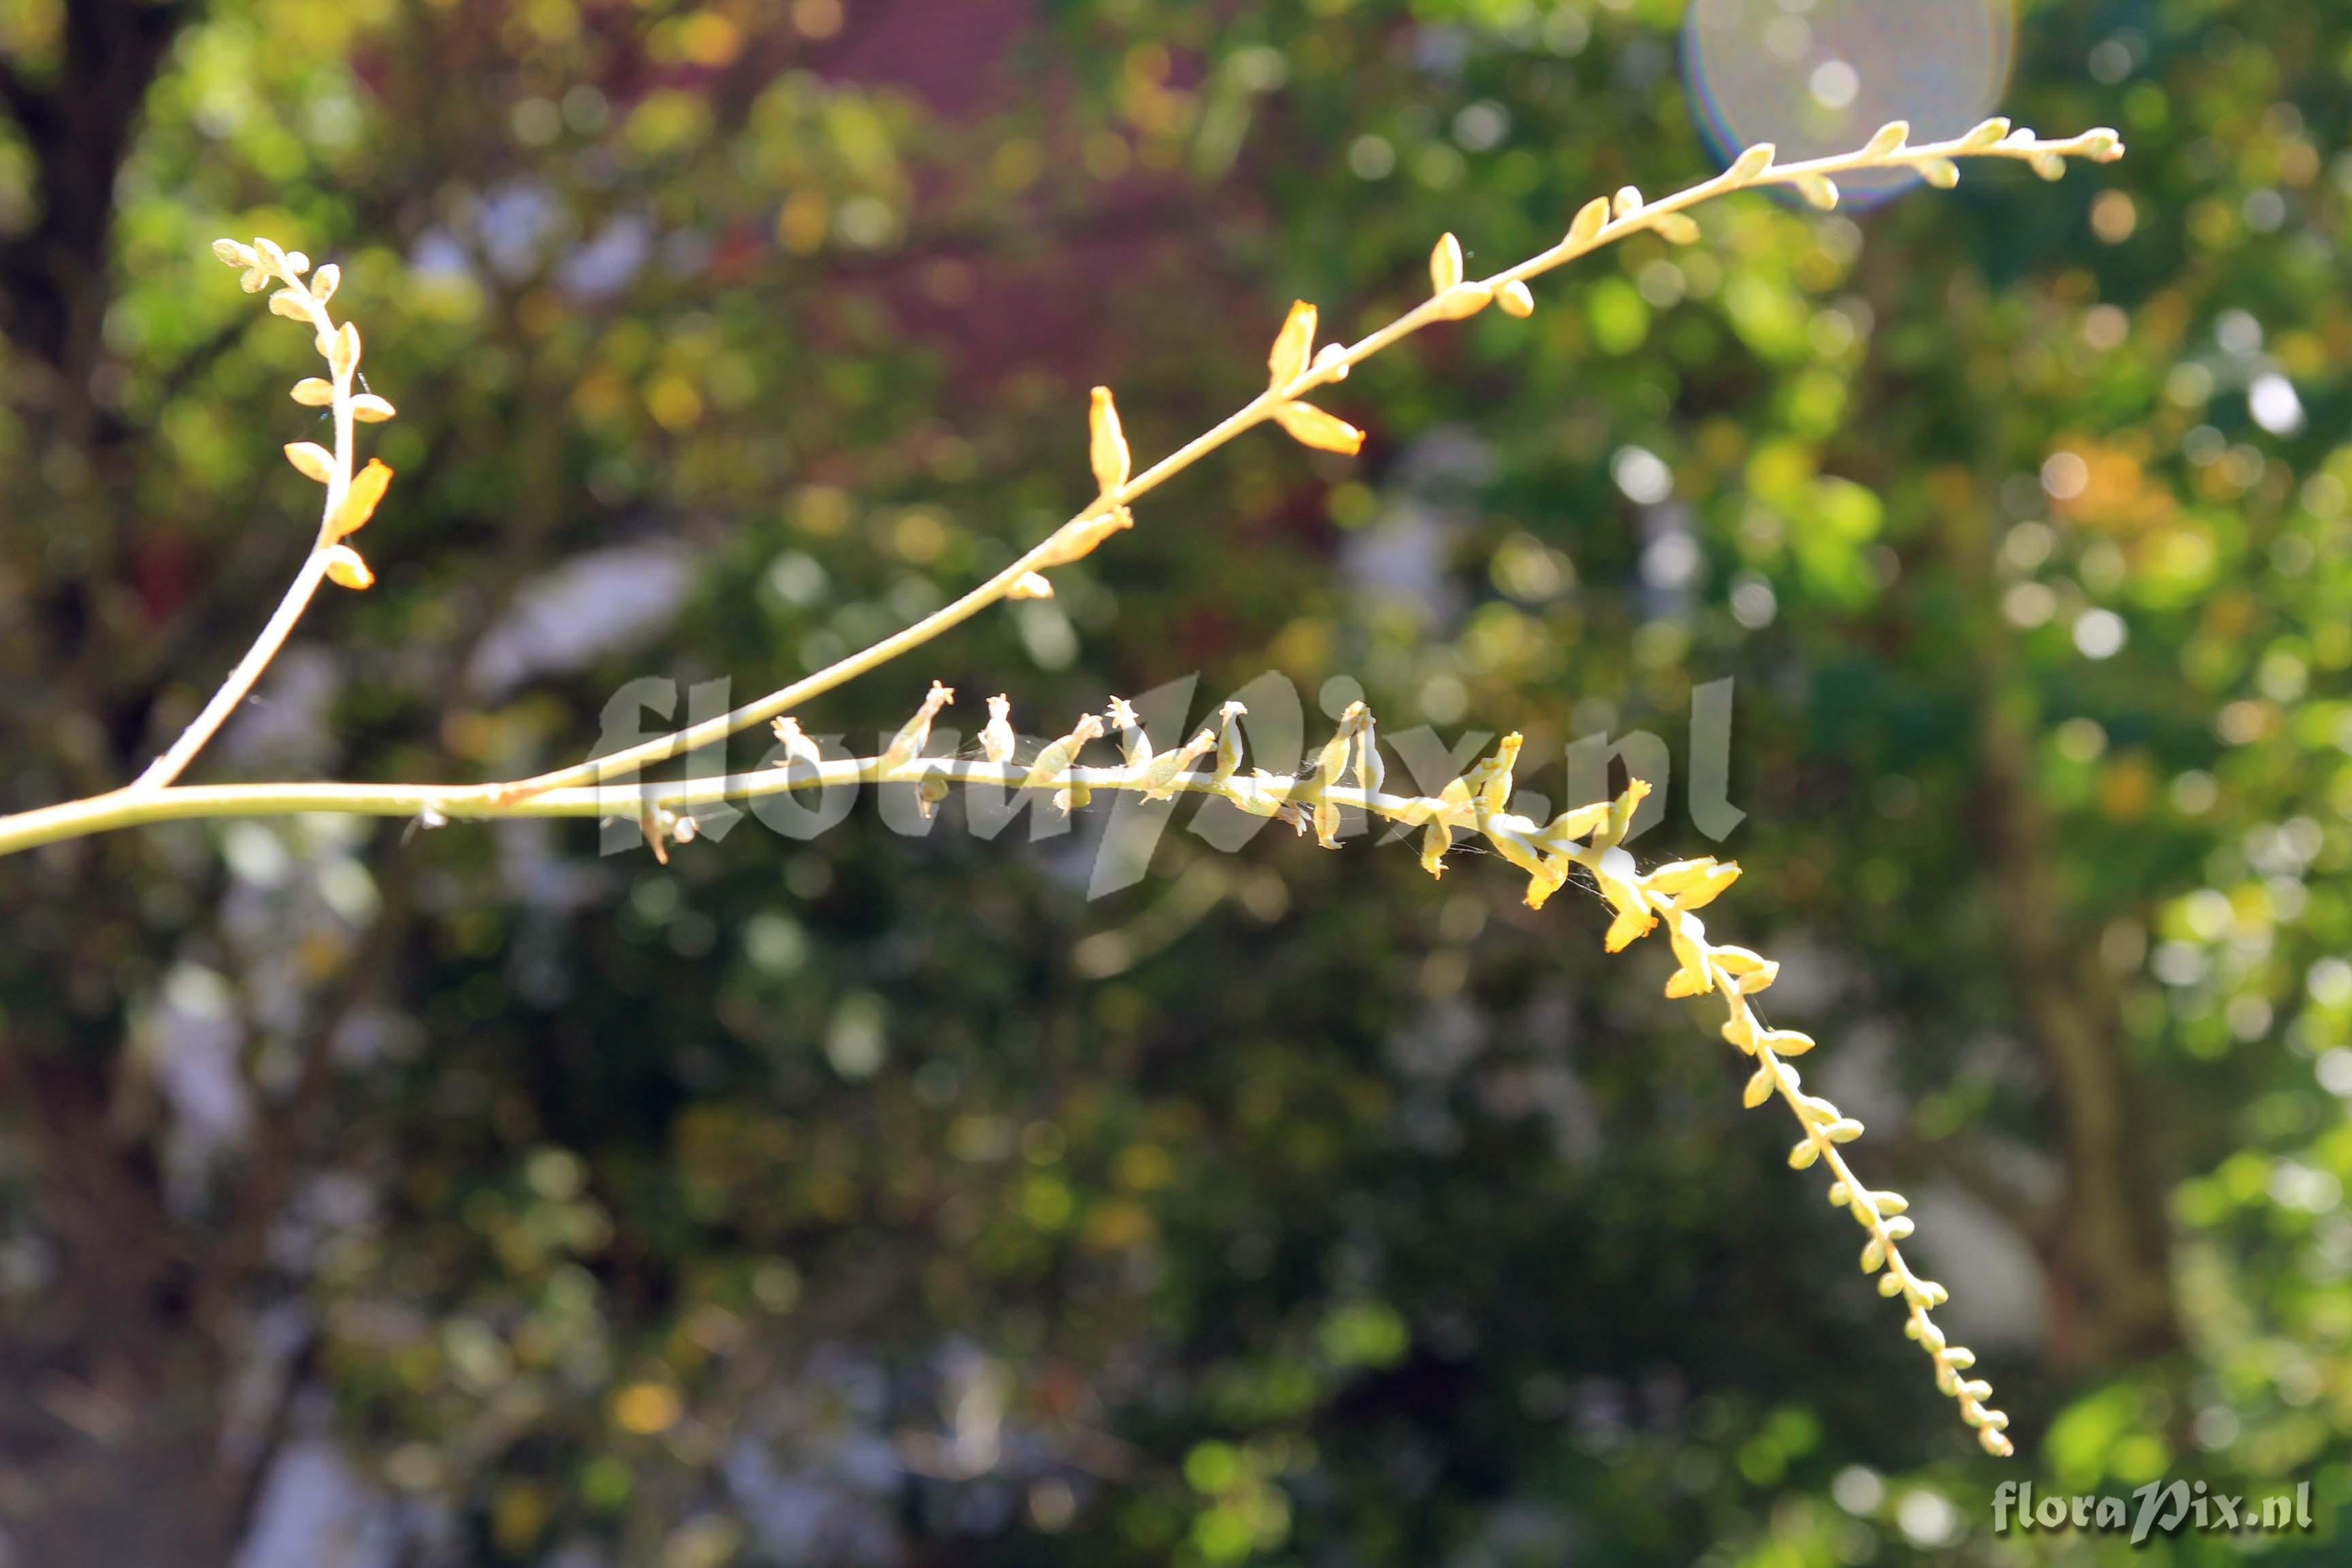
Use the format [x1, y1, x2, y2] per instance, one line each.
[329, 459, 393, 539]
[1272, 400, 1363, 455]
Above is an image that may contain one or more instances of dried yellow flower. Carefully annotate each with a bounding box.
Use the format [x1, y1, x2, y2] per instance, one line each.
[1428, 231, 1465, 294]
[329, 459, 393, 540]
[322, 544, 373, 590]
[284, 442, 336, 484]
[1088, 385, 1130, 497]
[1271, 400, 1364, 456]
[1267, 299, 1317, 389]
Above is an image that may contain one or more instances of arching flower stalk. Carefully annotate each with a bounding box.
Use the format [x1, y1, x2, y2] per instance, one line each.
[0, 118, 2129, 1455]
[126, 237, 396, 791]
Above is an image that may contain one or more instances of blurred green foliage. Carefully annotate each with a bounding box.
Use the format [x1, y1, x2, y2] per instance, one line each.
[3, 1, 2352, 1564]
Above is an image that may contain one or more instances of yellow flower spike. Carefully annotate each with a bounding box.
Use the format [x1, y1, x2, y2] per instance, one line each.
[322, 544, 373, 589]
[328, 459, 393, 540]
[1271, 400, 1365, 455]
[1088, 385, 1131, 497]
[1267, 299, 1317, 389]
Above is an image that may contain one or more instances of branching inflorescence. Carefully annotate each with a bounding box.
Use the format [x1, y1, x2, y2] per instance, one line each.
[0, 118, 2130, 1455]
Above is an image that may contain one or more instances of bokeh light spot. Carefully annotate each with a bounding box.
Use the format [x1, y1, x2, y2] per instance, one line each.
[1685, 0, 2017, 207]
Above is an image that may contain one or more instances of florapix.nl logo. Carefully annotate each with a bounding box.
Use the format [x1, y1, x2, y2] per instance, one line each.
[1993, 1478, 2315, 1545]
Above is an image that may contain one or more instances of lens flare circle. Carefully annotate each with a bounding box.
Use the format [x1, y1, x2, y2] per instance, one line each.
[1684, 0, 2017, 208]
